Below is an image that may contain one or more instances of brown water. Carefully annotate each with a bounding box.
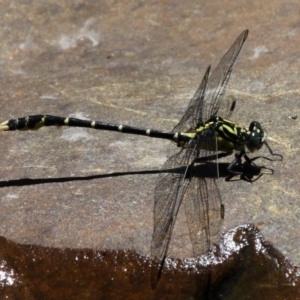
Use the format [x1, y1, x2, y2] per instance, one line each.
[0, 224, 298, 299]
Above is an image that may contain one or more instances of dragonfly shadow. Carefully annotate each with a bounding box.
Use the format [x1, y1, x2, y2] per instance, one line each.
[0, 169, 162, 188]
[0, 155, 267, 189]
[194, 152, 274, 182]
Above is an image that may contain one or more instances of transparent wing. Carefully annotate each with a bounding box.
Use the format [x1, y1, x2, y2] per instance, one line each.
[180, 31, 248, 257]
[184, 150, 223, 256]
[172, 65, 210, 133]
[202, 30, 248, 120]
[151, 147, 197, 287]
[151, 148, 197, 261]
[172, 30, 248, 134]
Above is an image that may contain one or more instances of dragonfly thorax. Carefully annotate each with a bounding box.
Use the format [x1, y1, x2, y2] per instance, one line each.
[179, 116, 267, 154]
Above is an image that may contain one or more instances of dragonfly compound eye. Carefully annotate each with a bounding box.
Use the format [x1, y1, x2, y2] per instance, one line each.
[246, 121, 267, 152]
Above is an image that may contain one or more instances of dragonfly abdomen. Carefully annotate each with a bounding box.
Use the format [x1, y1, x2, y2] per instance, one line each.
[0, 114, 192, 143]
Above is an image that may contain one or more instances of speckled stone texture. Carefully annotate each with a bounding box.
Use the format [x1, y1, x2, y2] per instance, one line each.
[0, 0, 299, 269]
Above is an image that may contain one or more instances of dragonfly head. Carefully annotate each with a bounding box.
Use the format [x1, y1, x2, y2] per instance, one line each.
[245, 121, 267, 153]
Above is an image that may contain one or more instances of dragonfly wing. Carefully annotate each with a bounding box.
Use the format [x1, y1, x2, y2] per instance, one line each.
[171, 65, 210, 133]
[172, 30, 248, 134]
[184, 155, 223, 256]
[181, 31, 249, 256]
[151, 148, 196, 259]
[202, 30, 248, 120]
[151, 147, 197, 287]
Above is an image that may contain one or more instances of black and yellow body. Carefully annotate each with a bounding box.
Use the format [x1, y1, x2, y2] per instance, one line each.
[0, 114, 267, 156]
[179, 116, 267, 154]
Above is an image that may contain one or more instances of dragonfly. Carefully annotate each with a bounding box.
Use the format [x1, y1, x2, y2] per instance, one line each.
[150, 29, 282, 287]
[0, 29, 282, 287]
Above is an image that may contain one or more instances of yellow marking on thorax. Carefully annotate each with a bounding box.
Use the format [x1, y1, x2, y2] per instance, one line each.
[195, 122, 212, 133]
[179, 118, 247, 153]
